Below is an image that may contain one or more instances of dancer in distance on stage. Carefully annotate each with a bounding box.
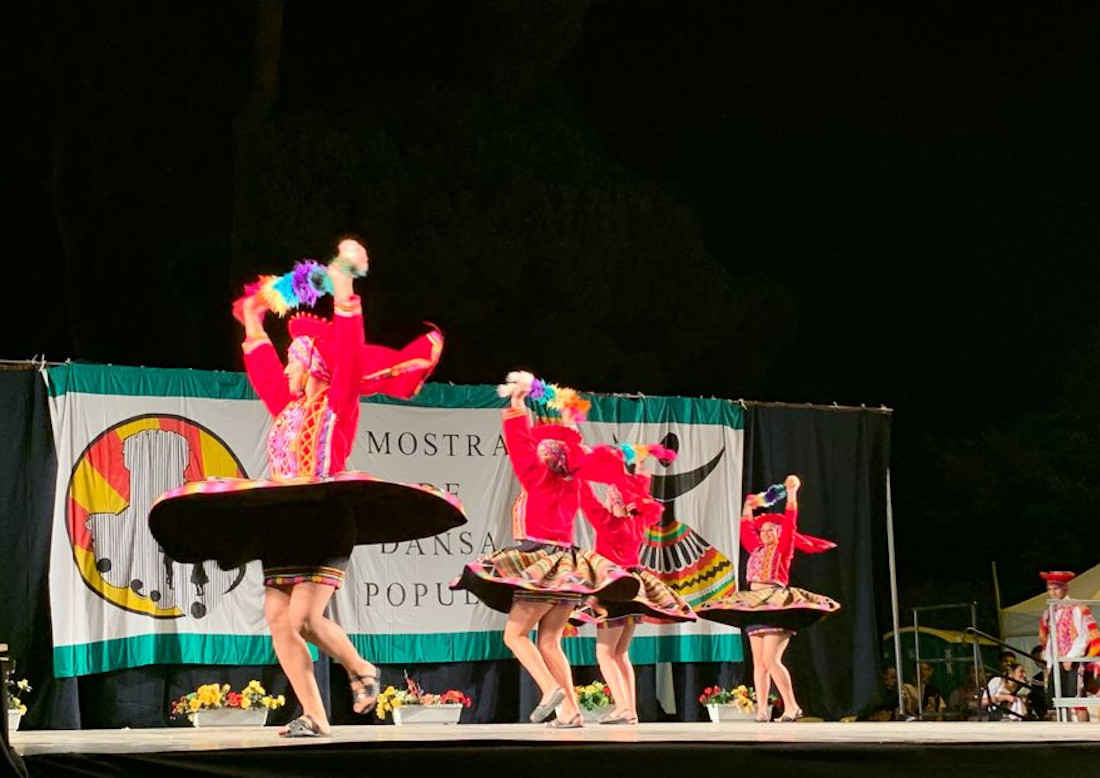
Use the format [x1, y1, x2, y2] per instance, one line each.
[575, 449, 697, 725]
[696, 475, 839, 721]
[450, 372, 639, 728]
[151, 239, 464, 737]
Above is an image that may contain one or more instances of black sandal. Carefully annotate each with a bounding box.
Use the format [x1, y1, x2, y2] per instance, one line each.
[279, 713, 326, 738]
[349, 673, 380, 715]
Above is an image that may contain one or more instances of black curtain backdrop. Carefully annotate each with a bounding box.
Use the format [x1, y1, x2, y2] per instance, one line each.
[2, 370, 884, 729]
[742, 403, 892, 719]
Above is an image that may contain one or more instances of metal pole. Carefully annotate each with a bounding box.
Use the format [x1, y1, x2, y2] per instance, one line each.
[992, 561, 1004, 642]
[915, 607, 924, 726]
[970, 602, 983, 721]
[1048, 600, 1064, 722]
[885, 470, 905, 719]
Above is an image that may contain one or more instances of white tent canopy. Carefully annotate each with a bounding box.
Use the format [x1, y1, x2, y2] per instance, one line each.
[1001, 562, 1100, 655]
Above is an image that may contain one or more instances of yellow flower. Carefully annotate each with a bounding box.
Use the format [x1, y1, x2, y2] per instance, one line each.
[276, 695, 285, 707]
[188, 697, 202, 713]
[240, 696, 252, 709]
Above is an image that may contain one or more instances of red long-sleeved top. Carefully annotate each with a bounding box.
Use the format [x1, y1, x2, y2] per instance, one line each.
[502, 408, 625, 545]
[579, 475, 663, 566]
[741, 506, 798, 587]
[242, 296, 364, 478]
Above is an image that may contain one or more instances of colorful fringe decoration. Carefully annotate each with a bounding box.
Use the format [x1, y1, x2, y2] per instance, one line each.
[759, 483, 787, 508]
[496, 370, 592, 423]
[615, 443, 677, 468]
[247, 260, 333, 317]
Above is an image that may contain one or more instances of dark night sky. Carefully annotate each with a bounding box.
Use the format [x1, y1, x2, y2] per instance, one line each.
[7, 1, 1100, 616]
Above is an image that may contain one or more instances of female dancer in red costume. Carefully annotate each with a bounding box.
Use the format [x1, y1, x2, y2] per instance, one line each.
[237, 241, 379, 736]
[151, 239, 461, 737]
[696, 475, 839, 721]
[577, 456, 696, 725]
[451, 375, 639, 728]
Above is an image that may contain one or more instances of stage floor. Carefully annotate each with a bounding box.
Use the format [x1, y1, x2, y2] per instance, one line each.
[12, 720, 1100, 756]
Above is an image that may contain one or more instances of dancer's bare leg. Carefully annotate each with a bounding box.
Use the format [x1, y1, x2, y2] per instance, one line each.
[596, 624, 628, 716]
[764, 632, 799, 716]
[614, 620, 638, 720]
[289, 581, 378, 713]
[504, 600, 560, 704]
[265, 585, 330, 733]
[537, 604, 581, 720]
[749, 633, 771, 720]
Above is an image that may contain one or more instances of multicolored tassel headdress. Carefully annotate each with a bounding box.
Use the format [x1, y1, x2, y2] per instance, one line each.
[238, 241, 370, 317]
[496, 370, 592, 424]
[758, 482, 788, 509]
[613, 442, 677, 469]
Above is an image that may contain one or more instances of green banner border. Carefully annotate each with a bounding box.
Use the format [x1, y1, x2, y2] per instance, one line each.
[54, 632, 742, 677]
[44, 363, 743, 428]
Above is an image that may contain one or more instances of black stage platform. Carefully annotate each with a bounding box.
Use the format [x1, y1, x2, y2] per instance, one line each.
[10, 721, 1100, 778]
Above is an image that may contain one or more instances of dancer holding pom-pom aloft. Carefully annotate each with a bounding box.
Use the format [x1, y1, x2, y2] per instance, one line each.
[451, 372, 640, 728]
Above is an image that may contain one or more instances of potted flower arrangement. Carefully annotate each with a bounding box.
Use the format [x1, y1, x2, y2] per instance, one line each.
[170, 680, 286, 727]
[6, 677, 30, 732]
[698, 685, 771, 722]
[574, 680, 614, 722]
[376, 673, 472, 725]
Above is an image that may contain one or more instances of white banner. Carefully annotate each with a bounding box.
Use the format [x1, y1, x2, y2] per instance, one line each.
[46, 364, 744, 677]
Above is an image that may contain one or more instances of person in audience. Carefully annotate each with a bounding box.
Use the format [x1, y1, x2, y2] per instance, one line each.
[983, 662, 1031, 720]
[1028, 644, 1050, 719]
[947, 664, 982, 721]
[916, 661, 947, 718]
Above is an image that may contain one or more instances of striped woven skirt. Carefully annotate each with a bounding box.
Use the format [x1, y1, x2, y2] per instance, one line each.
[449, 540, 640, 614]
[572, 566, 697, 626]
[695, 584, 841, 631]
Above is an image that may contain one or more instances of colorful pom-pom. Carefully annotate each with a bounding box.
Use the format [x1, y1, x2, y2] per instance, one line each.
[761, 483, 787, 508]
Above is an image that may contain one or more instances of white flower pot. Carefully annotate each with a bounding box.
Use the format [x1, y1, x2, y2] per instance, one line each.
[7, 709, 21, 732]
[192, 708, 268, 727]
[579, 704, 613, 723]
[706, 703, 761, 722]
[392, 704, 463, 725]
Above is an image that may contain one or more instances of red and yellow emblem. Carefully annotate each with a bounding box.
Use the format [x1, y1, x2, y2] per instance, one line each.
[65, 414, 246, 618]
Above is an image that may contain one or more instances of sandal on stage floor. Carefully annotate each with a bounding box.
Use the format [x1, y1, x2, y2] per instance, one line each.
[350, 673, 381, 715]
[529, 687, 566, 723]
[598, 712, 637, 725]
[755, 711, 769, 722]
[546, 714, 583, 729]
[778, 708, 803, 722]
[279, 714, 326, 738]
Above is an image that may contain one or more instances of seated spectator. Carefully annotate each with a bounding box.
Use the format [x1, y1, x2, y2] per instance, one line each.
[983, 662, 1031, 720]
[1028, 644, 1050, 720]
[947, 664, 982, 721]
[863, 665, 917, 721]
[917, 661, 947, 718]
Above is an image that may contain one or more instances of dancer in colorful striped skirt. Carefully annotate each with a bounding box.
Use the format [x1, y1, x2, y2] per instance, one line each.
[450, 373, 639, 728]
[575, 451, 696, 725]
[151, 239, 464, 737]
[696, 475, 840, 722]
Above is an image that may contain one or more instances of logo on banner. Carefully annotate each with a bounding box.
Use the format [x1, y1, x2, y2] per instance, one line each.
[65, 415, 248, 619]
[641, 432, 737, 606]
